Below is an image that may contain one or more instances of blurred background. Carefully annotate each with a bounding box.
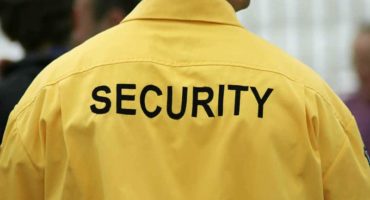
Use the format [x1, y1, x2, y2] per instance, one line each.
[237, 0, 370, 97]
[0, 25, 23, 64]
[1, 0, 370, 97]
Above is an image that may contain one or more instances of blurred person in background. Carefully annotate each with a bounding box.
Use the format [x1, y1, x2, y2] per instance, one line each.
[0, 0, 73, 139]
[72, 0, 140, 45]
[346, 24, 370, 149]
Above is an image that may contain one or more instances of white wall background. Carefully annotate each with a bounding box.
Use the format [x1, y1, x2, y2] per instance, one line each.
[237, 0, 370, 96]
[1, 1, 370, 96]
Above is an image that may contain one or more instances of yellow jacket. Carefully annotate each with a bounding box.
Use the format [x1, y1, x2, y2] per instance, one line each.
[1, 0, 369, 199]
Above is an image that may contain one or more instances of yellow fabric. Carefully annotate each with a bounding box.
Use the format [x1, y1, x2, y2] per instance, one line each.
[1, 0, 370, 199]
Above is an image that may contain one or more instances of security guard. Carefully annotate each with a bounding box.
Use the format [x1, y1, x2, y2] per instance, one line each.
[1, 0, 369, 199]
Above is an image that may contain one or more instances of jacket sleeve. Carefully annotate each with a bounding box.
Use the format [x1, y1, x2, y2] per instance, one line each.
[0, 112, 44, 200]
[322, 117, 370, 200]
[306, 88, 370, 200]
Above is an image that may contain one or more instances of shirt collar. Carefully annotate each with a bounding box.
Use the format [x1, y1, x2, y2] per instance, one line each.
[122, 0, 242, 27]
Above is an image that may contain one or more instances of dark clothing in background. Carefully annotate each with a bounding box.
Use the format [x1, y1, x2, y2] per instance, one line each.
[0, 48, 67, 142]
[346, 94, 370, 149]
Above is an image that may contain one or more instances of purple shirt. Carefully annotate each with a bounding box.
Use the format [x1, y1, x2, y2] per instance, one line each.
[345, 94, 370, 149]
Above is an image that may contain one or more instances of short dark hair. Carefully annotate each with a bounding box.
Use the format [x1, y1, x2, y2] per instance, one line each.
[0, 0, 73, 52]
[93, 0, 140, 21]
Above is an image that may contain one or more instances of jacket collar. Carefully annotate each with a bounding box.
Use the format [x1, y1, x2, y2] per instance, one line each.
[122, 0, 242, 27]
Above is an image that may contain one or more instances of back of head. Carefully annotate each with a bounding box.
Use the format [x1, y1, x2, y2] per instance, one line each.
[0, 0, 73, 52]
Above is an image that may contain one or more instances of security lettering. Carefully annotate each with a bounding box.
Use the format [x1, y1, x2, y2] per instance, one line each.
[90, 84, 274, 119]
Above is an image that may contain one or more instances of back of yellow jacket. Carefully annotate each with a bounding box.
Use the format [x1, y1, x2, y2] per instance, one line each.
[1, 0, 369, 199]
